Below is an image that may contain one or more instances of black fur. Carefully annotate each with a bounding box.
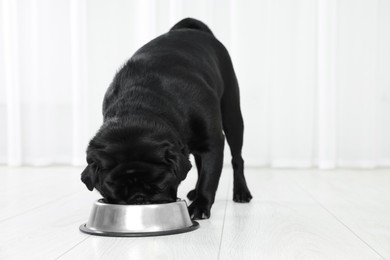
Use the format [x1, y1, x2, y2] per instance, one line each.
[81, 18, 252, 219]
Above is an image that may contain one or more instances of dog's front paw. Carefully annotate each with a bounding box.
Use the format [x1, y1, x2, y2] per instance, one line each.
[187, 189, 197, 201]
[233, 186, 253, 203]
[188, 199, 211, 220]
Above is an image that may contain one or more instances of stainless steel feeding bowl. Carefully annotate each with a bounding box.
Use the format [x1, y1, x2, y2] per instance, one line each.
[79, 199, 199, 237]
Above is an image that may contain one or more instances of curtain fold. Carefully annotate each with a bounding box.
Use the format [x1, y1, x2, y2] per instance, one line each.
[0, 0, 389, 168]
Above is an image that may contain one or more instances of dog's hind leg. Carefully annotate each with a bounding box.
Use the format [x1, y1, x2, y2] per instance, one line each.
[221, 60, 253, 203]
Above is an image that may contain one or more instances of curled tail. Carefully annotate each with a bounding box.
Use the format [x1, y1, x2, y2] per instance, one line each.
[170, 18, 214, 35]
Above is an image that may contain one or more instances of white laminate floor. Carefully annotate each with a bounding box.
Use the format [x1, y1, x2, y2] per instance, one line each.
[0, 166, 389, 260]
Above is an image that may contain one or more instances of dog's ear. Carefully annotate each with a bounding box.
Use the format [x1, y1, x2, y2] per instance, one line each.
[165, 147, 192, 181]
[81, 164, 97, 191]
[88, 150, 115, 170]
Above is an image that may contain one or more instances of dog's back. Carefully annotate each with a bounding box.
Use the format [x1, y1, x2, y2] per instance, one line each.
[103, 18, 230, 128]
[170, 17, 214, 35]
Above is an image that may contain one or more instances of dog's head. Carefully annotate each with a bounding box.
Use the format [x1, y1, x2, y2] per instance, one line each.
[81, 123, 192, 204]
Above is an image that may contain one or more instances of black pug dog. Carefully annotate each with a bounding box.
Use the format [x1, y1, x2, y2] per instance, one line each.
[81, 18, 252, 219]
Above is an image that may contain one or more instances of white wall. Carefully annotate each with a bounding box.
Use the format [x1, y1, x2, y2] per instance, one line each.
[0, 0, 390, 168]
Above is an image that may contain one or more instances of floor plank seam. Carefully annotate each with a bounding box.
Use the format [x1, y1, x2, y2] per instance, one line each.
[55, 236, 90, 259]
[0, 191, 83, 223]
[287, 175, 387, 260]
[217, 176, 231, 260]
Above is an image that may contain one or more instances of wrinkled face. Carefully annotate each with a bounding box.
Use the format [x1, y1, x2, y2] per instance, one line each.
[81, 129, 192, 204]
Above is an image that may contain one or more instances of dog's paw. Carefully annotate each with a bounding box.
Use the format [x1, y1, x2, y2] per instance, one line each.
[188, 200, 211, 220]
[233, 188, 253, 203]
[187, 189, 197, 201]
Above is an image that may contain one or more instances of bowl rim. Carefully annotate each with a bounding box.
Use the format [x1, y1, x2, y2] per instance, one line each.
[95, 198, 185, 207]
[79, 221, 199, 237]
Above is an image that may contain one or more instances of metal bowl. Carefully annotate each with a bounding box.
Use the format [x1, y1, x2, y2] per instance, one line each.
[79, 199, 199, 237]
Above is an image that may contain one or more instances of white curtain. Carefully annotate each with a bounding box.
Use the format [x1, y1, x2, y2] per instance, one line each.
[1, 0, 389, 168]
